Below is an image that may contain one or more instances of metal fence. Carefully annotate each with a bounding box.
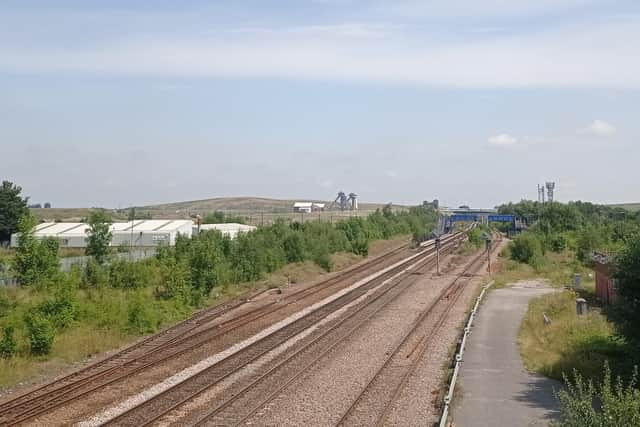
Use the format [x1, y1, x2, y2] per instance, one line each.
[0, 249, 157, 287]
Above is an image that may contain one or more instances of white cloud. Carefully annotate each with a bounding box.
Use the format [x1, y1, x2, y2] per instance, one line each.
[582, 119, 616, 137]
[488, 134, 518, 147]
[386, 170, 398, 178]
[379, 0, 598, 19]
[0, 14, 638, 87]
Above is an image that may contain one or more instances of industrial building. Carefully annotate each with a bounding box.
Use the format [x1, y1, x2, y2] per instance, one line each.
[10, 220, 193, 248]
[293, 202, 325, 213]
[196, 223, 256, 239]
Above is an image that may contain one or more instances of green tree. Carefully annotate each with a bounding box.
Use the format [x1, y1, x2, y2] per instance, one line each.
[13, 214, 59, 286]
[85, 210, 113, 264]
[0, 181, 29, 242]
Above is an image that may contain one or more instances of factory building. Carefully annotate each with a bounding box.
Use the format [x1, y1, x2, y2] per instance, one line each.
[293, 202, 325, 213]
[196, 223, 257, 239]
[10, 220, 193, 248]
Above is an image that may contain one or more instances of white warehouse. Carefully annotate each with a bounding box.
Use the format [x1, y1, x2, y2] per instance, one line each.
[196, 223, 257, 239]
[10, 220, 193, 248]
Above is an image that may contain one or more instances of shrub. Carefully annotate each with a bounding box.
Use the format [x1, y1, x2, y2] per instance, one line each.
[25, 313, 55, 356]
[283, 233, 305, 263]
[109, 259, 150, 289]
[81, 258, 107, 289]
[13, 215, 60, 286]
[313, 251, 333, 272]
[555, 363, 640, 427]
[510, 233, 544, 265]
[159, 259, 192, 306]
[127, 293, 159, 334]
[549, 234, 568, 252]
[0, 325, 17, 358]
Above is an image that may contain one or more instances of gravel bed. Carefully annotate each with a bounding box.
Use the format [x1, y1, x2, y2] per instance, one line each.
[244, 250, 470, 426]
[31, 246, 413, 426]
[383, 240, 508, 427]
[77, 248, 426, 426]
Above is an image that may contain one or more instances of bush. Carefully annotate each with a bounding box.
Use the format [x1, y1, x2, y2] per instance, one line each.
[109, 259, 151, 289]
[313, 252, 333, 272]
[127, 293, 159, 334]
[13, 214, 60, 286]
[549, 234, 568, 252]
[0, 325, 16, 358]
[81, 258, 108, 289]
[510, 233, 544, 265]
[555, 363, 640, 427]
[25, 313, 55, 356]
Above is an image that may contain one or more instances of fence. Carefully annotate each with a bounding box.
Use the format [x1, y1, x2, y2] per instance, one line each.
[439, 280, 494, 427]
[0, 249, 157, 287]
[235, 209, 386, 227]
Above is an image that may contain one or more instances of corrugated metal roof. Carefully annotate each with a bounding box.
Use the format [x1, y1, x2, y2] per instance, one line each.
[29, 220, 195, 237]
[294, 202, 313, 208]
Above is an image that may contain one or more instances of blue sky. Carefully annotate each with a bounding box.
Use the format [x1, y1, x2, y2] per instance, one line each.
[1, 1, 639, 208]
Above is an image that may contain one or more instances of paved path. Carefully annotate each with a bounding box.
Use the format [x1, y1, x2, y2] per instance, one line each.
[452, 281, 561, 427]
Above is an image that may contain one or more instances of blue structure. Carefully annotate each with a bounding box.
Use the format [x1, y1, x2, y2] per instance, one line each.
[487, 214, 515, 222]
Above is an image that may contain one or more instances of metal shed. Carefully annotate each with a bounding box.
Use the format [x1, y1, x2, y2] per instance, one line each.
[10, 220, 193, 248]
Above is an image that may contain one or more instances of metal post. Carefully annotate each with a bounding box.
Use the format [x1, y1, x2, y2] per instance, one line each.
[435, 237, 441, 275]
[486, 240, 492, 272]
[129, 207, 135, 261]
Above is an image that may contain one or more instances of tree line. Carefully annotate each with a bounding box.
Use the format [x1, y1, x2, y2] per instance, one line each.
[0, 180, 437, 359]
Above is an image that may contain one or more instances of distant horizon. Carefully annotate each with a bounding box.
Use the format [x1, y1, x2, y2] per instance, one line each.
[23, 193, 640, 211]
[3, 1, 639, 208]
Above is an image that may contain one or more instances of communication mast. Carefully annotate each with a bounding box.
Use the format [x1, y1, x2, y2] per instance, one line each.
[545, 182, 555, 203]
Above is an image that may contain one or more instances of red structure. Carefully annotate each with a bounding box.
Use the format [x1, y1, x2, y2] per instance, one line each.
[592, 251, 618, 304]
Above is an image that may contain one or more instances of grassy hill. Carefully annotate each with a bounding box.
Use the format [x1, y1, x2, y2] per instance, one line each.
[136, 197, 397, 215]
[31, 197, 404, 222]
[609, 203, 640, 211]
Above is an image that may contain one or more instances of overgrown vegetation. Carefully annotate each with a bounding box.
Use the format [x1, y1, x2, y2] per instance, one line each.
[0, 199, 436, 389]
[501, 200, 640, 424]
[554, 364, 640, 427]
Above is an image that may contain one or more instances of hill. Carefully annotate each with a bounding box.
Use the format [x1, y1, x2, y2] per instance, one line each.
[609, 203, 640, 211]
[31, 197, 404, 222]
[136, 197, 397, 215]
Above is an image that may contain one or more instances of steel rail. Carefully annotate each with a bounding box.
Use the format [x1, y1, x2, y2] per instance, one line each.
[0, 242, 414, 425]
[192, 237, 464, 427]
[101, 233, 464, 426]
[336, 234, 499, 427]
[142, 237, 462, 427]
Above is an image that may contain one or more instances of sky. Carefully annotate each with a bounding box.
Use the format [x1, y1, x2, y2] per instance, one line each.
[1, 0, 639, 209]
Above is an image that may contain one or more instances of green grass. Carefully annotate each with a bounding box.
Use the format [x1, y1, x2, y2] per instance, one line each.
[492, 249, 595, 291]
[518, 291, 625, 382]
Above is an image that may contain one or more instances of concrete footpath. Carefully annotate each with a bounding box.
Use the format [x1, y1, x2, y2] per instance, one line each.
[451, 281, 561, 427]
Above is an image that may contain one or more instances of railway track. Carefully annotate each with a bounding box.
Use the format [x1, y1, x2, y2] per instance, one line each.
[0, 241, 415, 426]
[336, 233, 502, 427]
[99, 232, 465, 426]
